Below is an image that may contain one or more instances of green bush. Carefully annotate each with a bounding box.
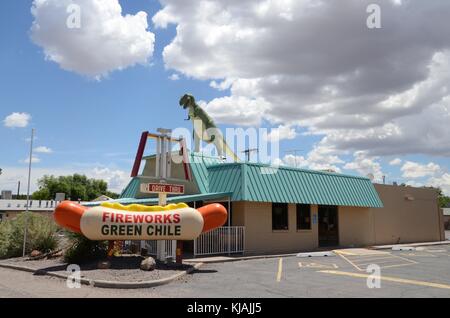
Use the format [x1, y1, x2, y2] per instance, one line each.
[63, 232, 108, 264]
[0, 212, 58, 259]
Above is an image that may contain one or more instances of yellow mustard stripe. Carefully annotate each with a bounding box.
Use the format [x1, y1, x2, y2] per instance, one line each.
[100, 202, 189, 212]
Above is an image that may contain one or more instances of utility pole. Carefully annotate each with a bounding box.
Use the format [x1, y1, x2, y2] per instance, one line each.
[22, 128, 35, 257]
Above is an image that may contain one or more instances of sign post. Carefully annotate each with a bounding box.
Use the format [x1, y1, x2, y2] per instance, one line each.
[141, 181, 185, 262]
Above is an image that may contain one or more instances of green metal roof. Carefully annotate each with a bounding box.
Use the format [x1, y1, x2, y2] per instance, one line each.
[192, 160, 383, 208]
[119, 152, 383, 208]
[189, 153, 223, 194]
[120, 177, 140, 198]
[84, 192, 232, 207]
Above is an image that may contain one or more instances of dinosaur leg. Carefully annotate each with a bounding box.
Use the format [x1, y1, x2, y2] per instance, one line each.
[194, 131, 201, 152]
[212, 136, 224, 158]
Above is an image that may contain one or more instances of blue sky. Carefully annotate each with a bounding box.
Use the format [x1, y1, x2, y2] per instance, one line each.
[1, 0, 450, 194]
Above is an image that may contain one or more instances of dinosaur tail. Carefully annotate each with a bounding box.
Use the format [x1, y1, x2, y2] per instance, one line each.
[223, 141, 240, 162]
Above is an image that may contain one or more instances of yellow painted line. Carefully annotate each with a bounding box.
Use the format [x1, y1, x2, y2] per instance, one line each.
[388, 254, 418, 265]
[425, 249, 446, 253]
[276, 258, 283, 282]
[298, 262, 339, 269]
[334, 250, 358, 256]
[356, 259, 408, 267]
[377, 262, 417, 269]
[318, 270, 450, 290]
[335, 251, 363, 271]
[400, 253, 437, 258]
[352, 256, 398, 264]
[334, 249, 389, 256]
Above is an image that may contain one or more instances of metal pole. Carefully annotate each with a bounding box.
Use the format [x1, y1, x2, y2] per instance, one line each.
[228, 197, 231, 256]
[22, 128, 35, 257]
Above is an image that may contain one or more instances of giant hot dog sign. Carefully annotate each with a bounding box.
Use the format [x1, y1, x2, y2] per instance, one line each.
[54, 201, 227, 240]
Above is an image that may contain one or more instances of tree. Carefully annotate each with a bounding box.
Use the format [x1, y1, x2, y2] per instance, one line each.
[437, 188, 450, 208]
[32, 174, 119, 201]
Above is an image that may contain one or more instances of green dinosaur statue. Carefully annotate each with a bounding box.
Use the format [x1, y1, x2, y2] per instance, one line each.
[180, 94, 240, 162]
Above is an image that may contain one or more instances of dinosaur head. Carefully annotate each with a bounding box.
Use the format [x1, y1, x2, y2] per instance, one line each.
[179, 94, 196, 110]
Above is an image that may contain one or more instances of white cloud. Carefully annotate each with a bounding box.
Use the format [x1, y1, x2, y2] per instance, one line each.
[3, 112, 31, 128]
[265, 125, 297, 142]
[34, 146, 53, 154]
[343, 151, 384, 182]
[168, 73, 180, 80]
[401, 161, 441, 179]
[30, 0, 155, 78]
[279, 145, 344, 173]
[282, 154, 308, 168]
[203, 96, 270, 126]
[210, 78, 235, 91]
[19, 156, 41, 164]
[428, 173, 450, 196]
[154, 0, 450, 157]
[89, 167, 130, 194]
[404, 180, 424, 188]
[389, 158, 402, 166]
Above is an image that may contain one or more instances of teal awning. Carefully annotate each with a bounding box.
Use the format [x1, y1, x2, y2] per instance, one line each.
[83, 192, 233, 207]
[189, 153, 383, 208]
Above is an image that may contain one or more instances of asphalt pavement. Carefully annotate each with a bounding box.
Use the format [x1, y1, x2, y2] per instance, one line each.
[1, 245, 450, 298]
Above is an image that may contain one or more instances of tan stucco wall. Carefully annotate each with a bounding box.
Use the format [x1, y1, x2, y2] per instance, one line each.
[338, 206, 373, 247]
[240, 201, 318, 254]
[231, 202, 246, 227]
[231, 185, 442, 254]
[369, 184, 442, 245]
[333, 185, 442, 247]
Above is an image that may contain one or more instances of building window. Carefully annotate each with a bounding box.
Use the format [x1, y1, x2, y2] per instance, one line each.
[272, 203, 288, 230]
[297, 204, 311, 230]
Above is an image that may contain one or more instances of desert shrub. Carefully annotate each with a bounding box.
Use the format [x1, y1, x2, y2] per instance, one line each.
[0, 212, 58, 259]
[63, 232, 108, 264]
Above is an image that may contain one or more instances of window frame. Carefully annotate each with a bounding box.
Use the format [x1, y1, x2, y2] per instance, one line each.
[272, 203, 289, 231]
[296, 204, 312, 231]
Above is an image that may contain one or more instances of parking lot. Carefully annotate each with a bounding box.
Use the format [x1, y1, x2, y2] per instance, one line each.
[1, 244, 450, 298]
[157, 244, 450, 298]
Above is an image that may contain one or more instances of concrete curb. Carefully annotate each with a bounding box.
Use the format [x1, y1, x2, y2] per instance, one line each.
[92, 263, 203, 289]
[185, 253, 298, 264]
[0, 262, 37, 274]
[0, 261, 203, 289]
[371, 241, 450, 250]
[297, 251, 336, 258]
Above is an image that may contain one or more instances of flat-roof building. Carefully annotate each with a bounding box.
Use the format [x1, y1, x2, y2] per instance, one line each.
[87, 152, 445, 256]
[0, 199, 58, 221]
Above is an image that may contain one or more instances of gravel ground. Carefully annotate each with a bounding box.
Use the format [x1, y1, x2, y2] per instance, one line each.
[1, 255, 193, 282]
